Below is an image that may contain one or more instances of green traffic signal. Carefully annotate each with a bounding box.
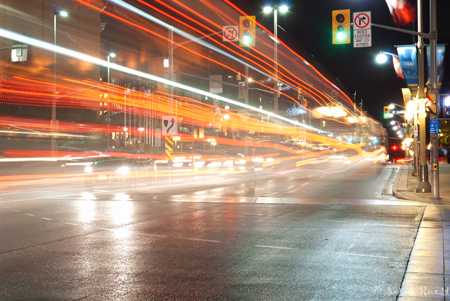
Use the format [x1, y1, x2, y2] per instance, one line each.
[337, 31, 346, 41]
[332, 9, 350, 44]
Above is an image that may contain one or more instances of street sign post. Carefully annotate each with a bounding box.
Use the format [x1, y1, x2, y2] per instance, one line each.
[353, 12, 372, 48]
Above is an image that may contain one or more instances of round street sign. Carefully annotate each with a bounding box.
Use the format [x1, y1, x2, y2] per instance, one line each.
[223, 26, 238, 42]
[354, 12, 371, 29]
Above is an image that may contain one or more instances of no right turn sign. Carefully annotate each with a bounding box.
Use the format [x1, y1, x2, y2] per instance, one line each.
[353, 11, 372, 48]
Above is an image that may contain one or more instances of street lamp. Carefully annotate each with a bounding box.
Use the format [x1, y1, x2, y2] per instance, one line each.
[376, 51, 398, 64]
[263, 4, 288, 114]
[52, 9, 68, 154]
[106, 52, 116, 149]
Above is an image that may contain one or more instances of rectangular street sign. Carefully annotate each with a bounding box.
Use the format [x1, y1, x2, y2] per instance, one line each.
[392, 110, 407, 114]
[353, 29, 372, 48]
[353, 11, 371, 48]
[430, 119, 439, 134]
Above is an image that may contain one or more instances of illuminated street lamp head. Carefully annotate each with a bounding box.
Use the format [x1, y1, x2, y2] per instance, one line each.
[109, 52, 116, 58]
[389, 104, 395, 110]
[279, 5, 288, 13]
[263, 6, 272, 13]
[407, 99, 418, 113]
[445, 95, 450, 106]
[390, 121, 396, 125]
[376, 53, 388, 64]
[58, 10, 68, 17]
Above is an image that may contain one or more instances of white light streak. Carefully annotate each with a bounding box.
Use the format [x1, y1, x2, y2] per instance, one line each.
[0, 28, 322, 132]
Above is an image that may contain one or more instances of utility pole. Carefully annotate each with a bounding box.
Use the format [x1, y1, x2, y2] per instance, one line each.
[429, 0, 440, 199]
[415, 0, 431, 193]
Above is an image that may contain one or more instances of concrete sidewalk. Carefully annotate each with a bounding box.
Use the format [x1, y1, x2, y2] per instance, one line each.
[392, 164, 450, 300]
[393, 163, 450, 204]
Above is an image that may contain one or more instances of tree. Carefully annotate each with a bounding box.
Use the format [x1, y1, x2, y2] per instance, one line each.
[439, 120, 450, 146]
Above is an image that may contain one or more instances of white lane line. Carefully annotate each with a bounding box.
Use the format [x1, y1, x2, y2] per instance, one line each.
[1, 193, 81, 203]
[186, 238, 221, 243]
[64, 222, 77, 226]
[300, 182, 309, 186]
[321, 220, 346, 223]
[25, 213, 35, 217]
[343, 253, 390, 259]
[12, 209, 21, 212]
[242, 213, 263, 216]
[152, 201, 161, 203]
[365, 223, 416, 228]
[41, 217, 53, 221]
[254, 245, 293, 250]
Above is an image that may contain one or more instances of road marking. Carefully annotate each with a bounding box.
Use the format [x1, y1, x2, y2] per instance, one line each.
[321, 220, 346, 223]
[343, 253, 390, 259]
[186, 238, 221, 243]
[41, 217, 53, 221]
[300, 182, 309, 186]
[152, 201, 161, 203]
[12, 209, 21, 212]
[25, 213, 35, 217]
[254, 245, 293, 250]
[320, 175, 326, 178]
[64, 222, 77, 226]
[242, 213, 263, 216]
[366, 223, 415, 228]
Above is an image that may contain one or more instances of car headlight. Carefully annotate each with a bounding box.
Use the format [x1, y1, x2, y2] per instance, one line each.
[251, 158, 264, 163]
[84, 166, 93, 173]
[266, 158, 274, 163]
[116, 166, 129, 175]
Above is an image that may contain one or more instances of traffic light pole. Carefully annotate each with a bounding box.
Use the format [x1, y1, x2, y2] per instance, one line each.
[429, 0, 440, 199]
[415, 0, 431, 193]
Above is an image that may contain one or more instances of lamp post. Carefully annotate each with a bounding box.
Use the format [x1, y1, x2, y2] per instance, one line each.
[52, 9, 68, 155]
[263, 4, 288, 115]
[107, 52, 116, 149]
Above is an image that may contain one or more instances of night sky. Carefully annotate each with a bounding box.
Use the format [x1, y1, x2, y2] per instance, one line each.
[227, 0, 450, 124]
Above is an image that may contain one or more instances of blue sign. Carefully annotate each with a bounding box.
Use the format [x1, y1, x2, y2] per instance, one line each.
[397, 45, 418, 89]
[427, 44, 446, 92]
[392, 110, 407, 114]
[430, 120, 439, 134]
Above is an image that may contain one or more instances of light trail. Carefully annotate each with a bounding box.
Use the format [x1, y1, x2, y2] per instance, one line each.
[0, 28, 323, 132]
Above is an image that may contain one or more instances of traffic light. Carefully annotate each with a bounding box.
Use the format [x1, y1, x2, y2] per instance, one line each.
[239, 16, 256, 47]
[383, 106, 390, 119]
[332, 9, 351, 44]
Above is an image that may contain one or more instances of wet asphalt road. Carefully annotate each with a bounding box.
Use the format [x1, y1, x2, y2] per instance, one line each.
[0, 161, 425, 300]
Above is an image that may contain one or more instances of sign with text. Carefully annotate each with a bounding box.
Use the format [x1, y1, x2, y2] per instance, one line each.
[353, 12, 371, 48]
[430, 119, 439, 134]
